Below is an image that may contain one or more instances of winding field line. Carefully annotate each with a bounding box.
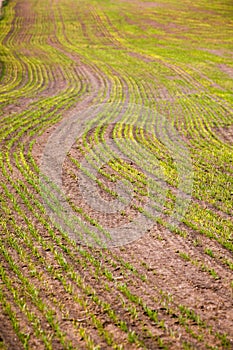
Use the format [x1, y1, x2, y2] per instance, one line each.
[0, 0, 233, 349]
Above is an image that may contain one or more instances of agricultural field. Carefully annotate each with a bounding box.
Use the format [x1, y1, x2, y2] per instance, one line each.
[0, 0, 233, 349]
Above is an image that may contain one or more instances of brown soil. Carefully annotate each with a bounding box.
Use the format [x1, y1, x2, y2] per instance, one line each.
[219, 64, 233, 79]
[214, 125, 233, 146]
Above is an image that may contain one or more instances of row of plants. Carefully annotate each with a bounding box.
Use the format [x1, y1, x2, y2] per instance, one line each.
[0, 0, 232, 348]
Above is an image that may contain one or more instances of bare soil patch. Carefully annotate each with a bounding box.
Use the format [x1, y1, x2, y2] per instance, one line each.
[214, 125, 233, 145]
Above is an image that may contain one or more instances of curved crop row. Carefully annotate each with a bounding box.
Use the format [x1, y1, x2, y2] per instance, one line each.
[0, 0, 232, 349]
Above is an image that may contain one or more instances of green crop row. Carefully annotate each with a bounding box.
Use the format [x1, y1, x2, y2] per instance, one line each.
[0, 0, 232, 348]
